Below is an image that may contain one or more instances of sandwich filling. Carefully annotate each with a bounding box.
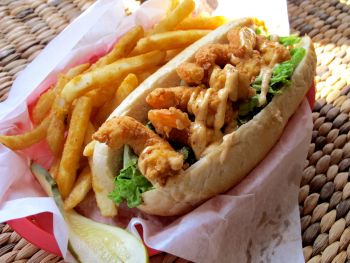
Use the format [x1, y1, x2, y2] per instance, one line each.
[93, 20, 306, 207]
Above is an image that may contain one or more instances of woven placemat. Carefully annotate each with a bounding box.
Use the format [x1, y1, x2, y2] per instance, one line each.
[1, 0, 350, 262]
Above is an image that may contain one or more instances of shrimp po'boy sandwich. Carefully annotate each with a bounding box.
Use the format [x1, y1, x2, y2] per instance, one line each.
[91, 18, 317, 216]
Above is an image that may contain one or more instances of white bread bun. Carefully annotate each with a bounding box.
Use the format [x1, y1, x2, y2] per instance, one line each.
[92, 18, 317, 216]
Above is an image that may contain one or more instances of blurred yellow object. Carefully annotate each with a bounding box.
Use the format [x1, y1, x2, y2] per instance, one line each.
[176, 16, 228, 30]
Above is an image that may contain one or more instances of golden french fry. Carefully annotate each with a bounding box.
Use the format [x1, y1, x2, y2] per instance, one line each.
[32, 88, 55, 124]
[176, 16, 228, 30]
[114, 74, 139, 105]
[83, 141, 96, 157]
[0, 116, 50, 150]
[136, 66, 161, 83]
[65, 63, 90, 79]
[84, 122, 96, 146]
[46, 77, 70, 156]
[165, 48, 183, 62]
[47, 64, 94, 156]
[57, 97, 92, 198]
[92, 26, 144, 68]
[167, 0, 179, 14]
[83, 122, 96, 157]
[131, 30, 210, 55]
[64, 166, 92, 210]
[85, 79, 122, 108]
[147, 0, 195, 35]
[94, 74, 139, 125]
[47, 110, 67, 157]
[61, 50, 166, 103]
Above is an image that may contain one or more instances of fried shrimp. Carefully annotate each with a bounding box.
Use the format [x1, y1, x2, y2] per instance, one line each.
[146, 86, 198, 111]
[227, 27, 257, 55]
[149, 107, 191, 132]
[195, 44, 232, 69]
[256, 35, 290, 66]
[176, 62, 205, 85]
[148, 107, 191, 145]
[93, 116, 184, 185]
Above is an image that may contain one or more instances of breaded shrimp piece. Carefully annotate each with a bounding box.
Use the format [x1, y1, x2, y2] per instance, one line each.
[146, 86, 198, 111]
[194, 44, 231, 69]
[148, 107, 191, 146]
[93, 116, 183, 185]
[149, 107, 191, 132]
[176, 62, 204, 85]
[256, 35, 290, 66]
[227, 26, 257, 58]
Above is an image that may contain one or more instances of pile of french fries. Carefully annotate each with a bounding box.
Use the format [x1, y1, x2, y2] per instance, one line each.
[0, 0, 227, 215]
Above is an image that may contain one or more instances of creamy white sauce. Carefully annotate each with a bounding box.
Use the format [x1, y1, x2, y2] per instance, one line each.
[220, 132, 237, 164]
[214, 65, 238, 132]
[209, 65, 221, 89]
[189, 89, 212, 158]
[258, 67, 273, 106]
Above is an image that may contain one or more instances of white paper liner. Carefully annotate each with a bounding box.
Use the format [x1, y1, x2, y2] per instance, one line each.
[0, 0, 309, 262]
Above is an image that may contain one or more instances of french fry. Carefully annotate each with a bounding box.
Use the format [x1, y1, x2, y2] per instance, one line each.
[0, 116, 50, 150]
[114, 74, 139, 105]
[131, 30, 210, 55]
[136, 66, 161, 83]
[85, 80, 121, 108]
[167, 0, 179, 14]
[47, 65, 92, 156]
[46, 76, 70, 156]
[64, 166, 92, 210]
[84, 122, 96, 146]
[176, 16, 228, 30]
[32, 88, 55, 124]
[92, 26, 144, 68]
[83, 122, 96, 157]
[61, 50, 166, 103]
[147, 0, 195, 35]
[94, 73, 139, 125]
[57, 97, 92, 198]
[65, 63, 90, 79]
[165, 48, 183, 62]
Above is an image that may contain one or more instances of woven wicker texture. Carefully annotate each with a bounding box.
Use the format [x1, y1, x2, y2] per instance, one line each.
[1, 0, 349, 262]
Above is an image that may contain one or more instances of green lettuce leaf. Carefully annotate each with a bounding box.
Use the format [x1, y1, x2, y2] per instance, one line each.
[238, 95, 259, 116]
[238, 47, 306, 119]
[278, 35, 301, 47]
[270, 47, 306, 87]
[178, 146, 196, 165]
[109, 145, 153, 208]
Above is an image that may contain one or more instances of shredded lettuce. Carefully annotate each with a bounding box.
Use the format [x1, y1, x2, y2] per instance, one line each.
[279, 35, 301, 47]
[238, 95, 259, 116]
[178, 146, 196, 165]
[109, 145, 153, 208]
[238, 47, 306, 119]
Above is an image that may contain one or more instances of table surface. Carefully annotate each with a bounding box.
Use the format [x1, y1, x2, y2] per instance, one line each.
[1, 0, 350, 262]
